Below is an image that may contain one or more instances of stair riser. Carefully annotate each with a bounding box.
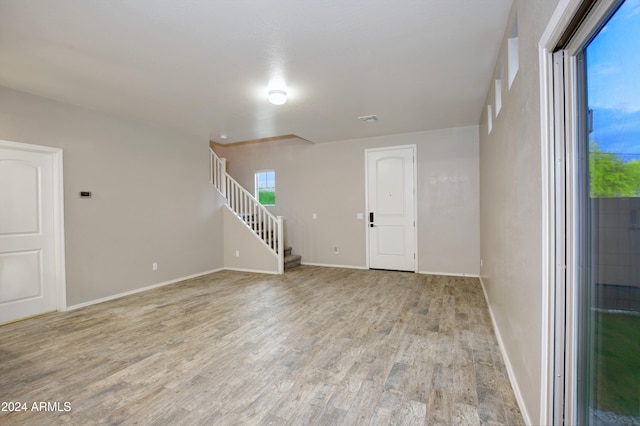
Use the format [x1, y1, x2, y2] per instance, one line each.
[284, 253, 302, 271]
[284, 260, 301, 270]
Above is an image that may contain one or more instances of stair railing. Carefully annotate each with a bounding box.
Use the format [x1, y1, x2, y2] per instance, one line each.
[210, 149, 227, 198]
[210, 148, 284, 274]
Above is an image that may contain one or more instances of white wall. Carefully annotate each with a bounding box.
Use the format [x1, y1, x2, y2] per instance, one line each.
[223, 207, 279, 273]
[215, 125, 480, 276]
[479, 0, 561, 424]
[0, 85, 225, 306]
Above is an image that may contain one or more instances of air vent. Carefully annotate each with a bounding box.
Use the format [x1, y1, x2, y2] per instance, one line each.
[358, 115, 378, 123]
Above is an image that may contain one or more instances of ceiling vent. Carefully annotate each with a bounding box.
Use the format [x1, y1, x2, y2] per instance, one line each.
[358, 115, 378, 123]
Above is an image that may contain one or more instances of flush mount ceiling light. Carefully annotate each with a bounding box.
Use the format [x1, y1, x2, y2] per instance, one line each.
[268, 89, 287, 105]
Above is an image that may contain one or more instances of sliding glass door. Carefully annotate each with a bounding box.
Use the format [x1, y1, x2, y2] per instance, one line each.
[577, 0, 640, 423]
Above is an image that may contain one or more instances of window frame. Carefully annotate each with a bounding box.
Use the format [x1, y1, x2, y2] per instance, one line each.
[254, 169, 276, 206]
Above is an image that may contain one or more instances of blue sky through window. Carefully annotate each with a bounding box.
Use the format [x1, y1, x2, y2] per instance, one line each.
[587, 0, 640, 161]
[256, 170, 275, 190]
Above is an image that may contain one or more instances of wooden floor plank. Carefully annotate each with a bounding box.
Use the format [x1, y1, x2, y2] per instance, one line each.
[0, 266, 523, 425]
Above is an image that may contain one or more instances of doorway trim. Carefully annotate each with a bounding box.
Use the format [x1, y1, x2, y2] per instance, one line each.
[364, 144, 418, 272]
[0, 139, 67, 316]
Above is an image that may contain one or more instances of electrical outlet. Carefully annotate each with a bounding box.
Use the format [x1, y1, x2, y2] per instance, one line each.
[334, 245, 340, 254]
[152, 262, 158, 271]
[312, 213, 317, 220]
[235, 250, 240, 257]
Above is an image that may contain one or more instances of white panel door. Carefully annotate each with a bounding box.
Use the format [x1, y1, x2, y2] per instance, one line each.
[367, 146, 416, 271]
[0, 146, 57, 323]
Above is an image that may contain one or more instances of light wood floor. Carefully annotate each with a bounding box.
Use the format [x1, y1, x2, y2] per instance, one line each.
[0, 266, 523, 425]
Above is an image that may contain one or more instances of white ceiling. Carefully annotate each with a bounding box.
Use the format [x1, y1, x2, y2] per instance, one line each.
[0, 0, 513, 144]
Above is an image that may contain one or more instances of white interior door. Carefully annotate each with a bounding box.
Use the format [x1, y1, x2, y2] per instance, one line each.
[0, 144, 59, 323]
[366, 146, 416, 271]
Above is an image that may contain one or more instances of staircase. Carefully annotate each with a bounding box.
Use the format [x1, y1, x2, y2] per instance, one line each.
[210, 148, 301, 272]
[284, 247, 302, 271]
[241, 213, 302, 271]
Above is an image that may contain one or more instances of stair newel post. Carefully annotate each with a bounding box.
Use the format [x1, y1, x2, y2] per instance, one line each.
[277, 216, 284, 274]
[221, 157, 227, 199]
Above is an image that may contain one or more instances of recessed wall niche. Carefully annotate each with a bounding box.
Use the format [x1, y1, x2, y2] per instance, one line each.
[508, 16, 519, 88]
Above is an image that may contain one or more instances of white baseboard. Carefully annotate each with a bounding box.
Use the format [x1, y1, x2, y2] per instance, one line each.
[418, 270, 480, 278]
[300, 262, 368, 270]
[479, 277, 531, 425]
[66, 268, 224, 311]
[223, 267, 280, 275]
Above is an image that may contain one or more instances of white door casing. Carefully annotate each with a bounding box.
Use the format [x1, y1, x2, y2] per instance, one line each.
[366, 145, 416, 272]
[0, 140, 65, 324]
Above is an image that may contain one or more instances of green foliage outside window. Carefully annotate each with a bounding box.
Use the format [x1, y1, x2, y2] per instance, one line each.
[589, 142, 640, 197]
[593, 312, 640, 416]
[258, 189, 275, 205]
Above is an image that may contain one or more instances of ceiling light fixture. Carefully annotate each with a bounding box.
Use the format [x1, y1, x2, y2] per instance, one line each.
[268, 89, 287, 105]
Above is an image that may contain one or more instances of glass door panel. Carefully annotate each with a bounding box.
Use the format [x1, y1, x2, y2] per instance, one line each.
[582, 0, 640, 422]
